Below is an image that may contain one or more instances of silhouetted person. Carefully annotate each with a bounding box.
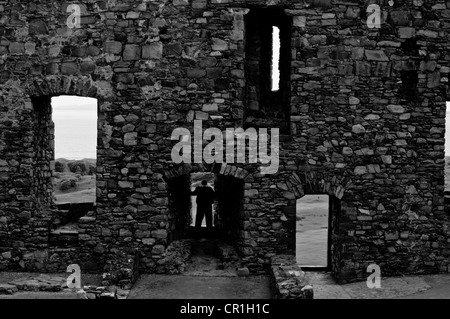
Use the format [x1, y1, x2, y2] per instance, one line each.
[191, 180, 215, 230]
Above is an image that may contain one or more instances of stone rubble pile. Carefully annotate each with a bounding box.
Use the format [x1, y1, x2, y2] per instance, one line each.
[156, 239, 192, 274]
[270, 255, 313, 299]
[76, 285, 129, 299]
[102, 249, 140, 289]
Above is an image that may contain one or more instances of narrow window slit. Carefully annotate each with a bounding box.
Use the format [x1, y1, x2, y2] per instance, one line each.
[271, 26, 281, 92]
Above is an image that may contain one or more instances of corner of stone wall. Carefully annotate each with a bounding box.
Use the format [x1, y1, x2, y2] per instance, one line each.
[155, 239, 192, 274]
[102, 248, 140, 289]
[269, 255, 313, 299]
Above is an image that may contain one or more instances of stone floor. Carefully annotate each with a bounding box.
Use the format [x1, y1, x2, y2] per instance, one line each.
[0, 272, 128, 299]
[127, 275, 272, 299]
[0, 270, 449, 299]
[305, 271, 450, 299]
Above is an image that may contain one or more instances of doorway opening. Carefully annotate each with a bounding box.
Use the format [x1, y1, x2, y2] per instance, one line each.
[296, 194, 331, 269]
[166, 169, 245, 245]
[189, 172, 216, 228]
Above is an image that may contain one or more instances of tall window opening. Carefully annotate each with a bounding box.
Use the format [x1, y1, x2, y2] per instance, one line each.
[296, 194, 330, 268]
[51, 96, 97, 204]
[244, 9, 291, 134]
[271, 26, 280, 92]
[399, 70, 419, 100]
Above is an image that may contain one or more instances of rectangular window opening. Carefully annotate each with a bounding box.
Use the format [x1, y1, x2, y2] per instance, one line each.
[271, 26, 281, 92]
[399, 70, 418, 100]
[51, 96, 98, 204]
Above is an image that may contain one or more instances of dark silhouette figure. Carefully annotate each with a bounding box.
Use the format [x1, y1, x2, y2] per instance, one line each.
[191, 180, 215, 229]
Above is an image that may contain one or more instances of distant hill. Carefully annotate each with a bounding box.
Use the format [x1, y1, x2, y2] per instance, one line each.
[53, 158, 96, 204]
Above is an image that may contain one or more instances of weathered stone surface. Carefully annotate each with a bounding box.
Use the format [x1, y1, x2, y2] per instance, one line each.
[387, 105, 405, 113]
[124, 132, 138, 146]
[8, 275, 65, 292]
[237, 267, 250, 276]
[123, 45, 141, 61]
[61, 62, 77, 75]
[365, 50, 389, 62]
[211, 38, 228, 51]
[293, 16, 306, 27]
[104, 41, 122, 54]
[202, 103, 218, 112]
[352, 124, 365, 134]
[142, 42, 163, 59]
[354, 166, 367, 175]
[398, 27, 415, 38]
[349, 97, 360, 105]
[270, 255, 313, 299]
[0, 284, 18, 295]
[390, 11, 409, 26]
[187, 68, 206, 78]
[0, 0, 448, 287]
[9, 42, 24, 54]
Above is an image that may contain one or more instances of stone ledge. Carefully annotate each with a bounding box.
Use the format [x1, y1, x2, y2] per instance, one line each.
[0, 283, 18, 295]
[270, 255, 313, 299]
[76, 285, 130, 299]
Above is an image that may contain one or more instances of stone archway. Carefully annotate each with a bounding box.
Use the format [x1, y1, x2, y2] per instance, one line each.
[25, 76, 99, 99]
[284, 170, 352, 200]
[163, 162, 250, 182]
[163, 163, 250, 243]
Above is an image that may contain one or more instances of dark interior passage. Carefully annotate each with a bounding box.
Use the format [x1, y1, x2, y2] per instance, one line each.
[167, 175, 192, 242]
[215, 175, 244, 244]
[167, 172, 244, 246]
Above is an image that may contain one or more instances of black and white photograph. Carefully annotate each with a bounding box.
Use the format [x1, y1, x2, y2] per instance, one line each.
[0, 0, 449, 312]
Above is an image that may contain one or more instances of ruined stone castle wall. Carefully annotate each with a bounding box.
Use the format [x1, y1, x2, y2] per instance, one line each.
[0, 0, 449, 283]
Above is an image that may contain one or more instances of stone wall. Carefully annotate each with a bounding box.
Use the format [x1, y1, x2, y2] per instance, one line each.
[0, 0, 449, 283]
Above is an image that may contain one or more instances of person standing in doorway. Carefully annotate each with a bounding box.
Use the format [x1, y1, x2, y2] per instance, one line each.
[191, 180, 215, 230]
